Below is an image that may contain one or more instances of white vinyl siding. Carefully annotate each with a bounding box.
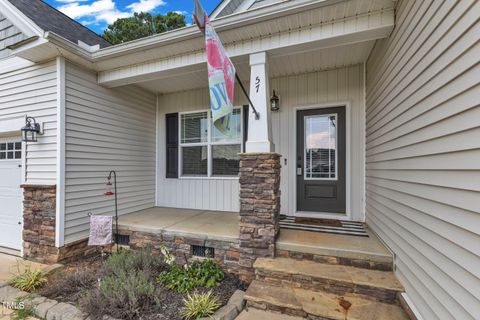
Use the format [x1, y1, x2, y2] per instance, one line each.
[64, 61, 156, 244]
[0, 58, 57, 184]
[157, 64, 365, 219]
[0, 13, 28, 59]
[365, 0, 480, 319]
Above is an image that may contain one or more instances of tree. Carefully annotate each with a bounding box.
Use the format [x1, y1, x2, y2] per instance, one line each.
[102, 12, 186, 45]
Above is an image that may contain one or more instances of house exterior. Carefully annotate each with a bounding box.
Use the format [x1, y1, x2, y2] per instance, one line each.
[0, 0, 478, 319]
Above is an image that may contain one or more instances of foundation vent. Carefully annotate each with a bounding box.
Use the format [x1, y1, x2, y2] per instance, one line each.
[115, 234, 130, 245]
[192, 245, 214, 258]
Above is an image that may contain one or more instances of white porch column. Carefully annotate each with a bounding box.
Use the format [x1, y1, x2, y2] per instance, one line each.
[246, 52, 275, 153]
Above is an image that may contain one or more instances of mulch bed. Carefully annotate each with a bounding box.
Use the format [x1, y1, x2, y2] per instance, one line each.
[36, 253, 245, 320]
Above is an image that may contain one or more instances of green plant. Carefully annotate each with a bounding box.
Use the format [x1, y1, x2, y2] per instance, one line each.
[80, 249, 165, 320]
[10, 296, 36, 320]
[157, 259, 224, 293]
[9, 267, 47, 292]
[159, 244, 175, 265]
[180, 291, 221, 320]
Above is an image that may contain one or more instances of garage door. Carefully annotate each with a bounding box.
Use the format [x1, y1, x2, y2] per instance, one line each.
[0, 139, 23, 251]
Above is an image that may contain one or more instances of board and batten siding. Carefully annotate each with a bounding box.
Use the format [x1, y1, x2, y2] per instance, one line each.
[157, 64, 365, 220]
[64, 62, 156, 244]
[365, 0, 480, 319]
[0, 57, 57, 184]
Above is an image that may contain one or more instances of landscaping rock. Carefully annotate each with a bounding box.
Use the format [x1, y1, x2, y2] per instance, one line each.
[41, 263, 63, 276]
[46, 302, 87, 320]
[228, 289, 246, 312]
[35, 299, 58, 319]
[0, 285, 28, 302]
[213, 304, 238, 320]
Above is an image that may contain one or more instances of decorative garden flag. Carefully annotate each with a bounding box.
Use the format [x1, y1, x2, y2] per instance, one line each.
[88, 215, 113, 246]
[193, 0, 236, 136]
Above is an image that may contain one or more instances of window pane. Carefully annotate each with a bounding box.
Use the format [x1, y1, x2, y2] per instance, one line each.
[15, 151, 21, 159]
[181, 112, 208, 144]
[211, 109, 241, 143]
[7, 151, 13, 159]
[182, 146, 207, 176]
[212, 144, 241, 176]
[7, 143, 13, 150]
[15, 142, 21, 150]
[305, 114, 336, 179]
[0, 144, 5, 151]
[0, 152, 5, 159]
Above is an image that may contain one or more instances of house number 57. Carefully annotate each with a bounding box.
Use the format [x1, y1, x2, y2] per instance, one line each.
[255, 76, 261, 93]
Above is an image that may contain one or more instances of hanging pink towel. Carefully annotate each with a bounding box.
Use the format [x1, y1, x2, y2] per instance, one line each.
[88, 215, 113, 246]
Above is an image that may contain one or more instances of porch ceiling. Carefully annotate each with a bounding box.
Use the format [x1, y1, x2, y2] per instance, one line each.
[137, 41, 375, 94]
[95, 0, 394, 88]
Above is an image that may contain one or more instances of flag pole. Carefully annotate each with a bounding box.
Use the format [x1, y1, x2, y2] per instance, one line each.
[235, 73, 260, 120]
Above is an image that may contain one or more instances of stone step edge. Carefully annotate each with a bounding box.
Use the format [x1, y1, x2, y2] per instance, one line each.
[254, 257, 403, 291]
[254, 257, 403, 304]
[276, 248, 393, 271]
[244, 280, 409, 320]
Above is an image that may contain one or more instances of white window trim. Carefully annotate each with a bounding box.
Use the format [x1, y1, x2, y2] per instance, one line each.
[178, 107, 243, 180]
[303, 113, 338, 181]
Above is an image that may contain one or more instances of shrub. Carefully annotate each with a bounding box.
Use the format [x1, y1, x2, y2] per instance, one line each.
[80, 249, 165, 320]
[180, 291, 221, 320]
[40, 269, 97, 303]
[158, 259, 224, 293]
[9, 268, 47, 292]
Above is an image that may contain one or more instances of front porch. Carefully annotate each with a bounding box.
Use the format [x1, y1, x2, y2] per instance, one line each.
[116, 206, 393, 269]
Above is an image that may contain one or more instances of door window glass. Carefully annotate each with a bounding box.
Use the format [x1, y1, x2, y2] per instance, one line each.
[304, 114, 337, 179]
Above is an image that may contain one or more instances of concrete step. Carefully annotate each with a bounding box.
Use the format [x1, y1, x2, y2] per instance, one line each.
[277, 228, 394, 271]
[254, 257, 404, 304]
[244, 280, 410, 320]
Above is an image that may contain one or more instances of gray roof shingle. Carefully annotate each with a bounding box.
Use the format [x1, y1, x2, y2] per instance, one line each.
[8, 0, 111, 48]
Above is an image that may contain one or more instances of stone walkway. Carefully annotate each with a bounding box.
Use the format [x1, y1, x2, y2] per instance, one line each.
[0, 253, 51, 320]
[0, 253, 46, 285]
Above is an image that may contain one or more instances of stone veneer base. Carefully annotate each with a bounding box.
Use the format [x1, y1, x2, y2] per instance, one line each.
[117, 227, 242, 274]
[238, 153, 281, 283]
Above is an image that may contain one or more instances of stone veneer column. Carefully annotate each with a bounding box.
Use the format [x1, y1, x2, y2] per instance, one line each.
[22, 185, 58, 264]
[238, 153, 281, 283]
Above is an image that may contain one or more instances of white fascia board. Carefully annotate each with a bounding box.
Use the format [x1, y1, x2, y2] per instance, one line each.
[98, 8, 394, 87]
[210, 0, 233, 20]
[91, 0, 343, 60]
[0, 0, 44, 38]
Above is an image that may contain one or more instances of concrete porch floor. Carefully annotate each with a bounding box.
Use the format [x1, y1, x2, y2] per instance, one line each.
[117, 207, 392, 262]
[117, 207, 239, 242]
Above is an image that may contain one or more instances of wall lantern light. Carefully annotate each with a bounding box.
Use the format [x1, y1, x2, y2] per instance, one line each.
[21, 116, 42, 142]
[270, 90, 280, 111]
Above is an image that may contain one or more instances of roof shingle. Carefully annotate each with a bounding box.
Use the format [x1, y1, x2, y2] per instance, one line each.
[8, 0, 111, 48]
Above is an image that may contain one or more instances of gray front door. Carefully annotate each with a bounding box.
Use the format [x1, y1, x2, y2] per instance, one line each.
[296, 107, 346, 213]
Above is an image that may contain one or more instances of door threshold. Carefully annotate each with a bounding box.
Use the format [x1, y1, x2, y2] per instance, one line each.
[294, 211, 351, 221]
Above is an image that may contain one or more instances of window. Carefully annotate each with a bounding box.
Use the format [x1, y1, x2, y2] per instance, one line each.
[0, 141, 21, 160]
[304, 114, 337, 179]
[179, 109, 242, 177]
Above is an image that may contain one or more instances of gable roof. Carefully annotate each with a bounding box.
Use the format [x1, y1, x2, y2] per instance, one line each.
[7, 0, 111, 48]
[210, 0, 282, 20]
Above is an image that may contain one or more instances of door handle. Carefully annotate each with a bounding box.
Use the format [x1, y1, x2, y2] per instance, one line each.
[297, 167, 302, 176]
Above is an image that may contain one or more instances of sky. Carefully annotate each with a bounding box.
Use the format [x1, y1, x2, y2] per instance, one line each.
[43, 0, 221, 34]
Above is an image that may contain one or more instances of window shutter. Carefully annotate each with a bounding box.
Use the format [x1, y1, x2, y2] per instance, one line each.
[242, 105, 249, 151]
[166, 113, 179, 178]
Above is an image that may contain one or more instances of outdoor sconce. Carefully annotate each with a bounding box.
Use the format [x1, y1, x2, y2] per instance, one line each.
[21, 116, 42, 142]
[270, 90, 280, 111]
